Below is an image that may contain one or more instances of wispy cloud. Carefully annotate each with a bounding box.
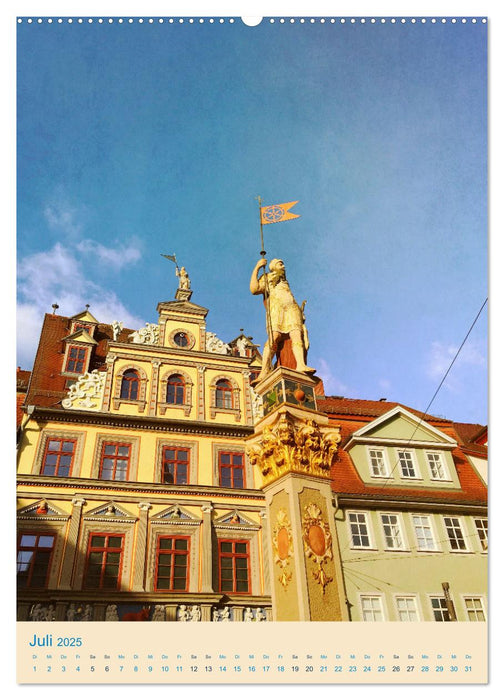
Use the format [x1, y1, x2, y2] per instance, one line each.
[425, 339, 486, 391]
[43, 197, 86, 239]
[17, 243, 145, 369]
[76, 239, 142, 270]
[316, 358, 350, 396]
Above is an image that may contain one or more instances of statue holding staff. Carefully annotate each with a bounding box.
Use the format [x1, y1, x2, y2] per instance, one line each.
[161, 253, 191, 293]
[176, 265, 191, 290]
[250, 256, 314, 382]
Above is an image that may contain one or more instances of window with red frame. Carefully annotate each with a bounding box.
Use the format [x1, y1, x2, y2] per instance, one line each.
[155, 536, 190, 591]
[99, 443, 131, 481]
[161, 447, 189, 484]
[65, 345, 87, 373]
[73, 323, 93, 333]
[120, 369, 139, 400]
[42, 437, 76, 477]
[215, 379, 233, 409]
[166, 374, 185, 404]
[17, 533, 55, 589]
[218, 540, 250, 594]
[84, 534, 124, 589]
[219, 451, 245, 488]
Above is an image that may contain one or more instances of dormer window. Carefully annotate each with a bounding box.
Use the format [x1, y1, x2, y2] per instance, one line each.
[426, 451, 451, 481]
[367, 448, 389, 478]
[65, 345, 88, 374]
[73, 323, 93, 334]
[68, 309, 99, 339]
[397, 449, 418, 479]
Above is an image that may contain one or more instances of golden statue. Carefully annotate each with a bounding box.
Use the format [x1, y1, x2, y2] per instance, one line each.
[250, 258, 314, 381]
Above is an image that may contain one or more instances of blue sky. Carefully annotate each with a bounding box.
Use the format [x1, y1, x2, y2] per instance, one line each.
[16, 15, 487, 423]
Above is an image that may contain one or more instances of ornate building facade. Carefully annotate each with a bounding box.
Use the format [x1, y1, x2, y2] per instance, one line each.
[16, 279, 487, 623]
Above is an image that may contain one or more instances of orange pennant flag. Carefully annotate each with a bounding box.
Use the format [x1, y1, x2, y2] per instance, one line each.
[260, 201, 300, 225]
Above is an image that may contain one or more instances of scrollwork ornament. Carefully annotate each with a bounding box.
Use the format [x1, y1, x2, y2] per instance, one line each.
[129, 323, 160, 345]
[302, 503, 334, 594]
[272, 508, 294, 590]
[205, 331, 231, 355]
[62, 370, 106, 409]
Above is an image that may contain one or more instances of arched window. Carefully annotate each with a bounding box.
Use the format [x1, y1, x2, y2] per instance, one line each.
[166, 374, 185, 405]
[215, 379, 233, 409]
[120, 369, 139, 400]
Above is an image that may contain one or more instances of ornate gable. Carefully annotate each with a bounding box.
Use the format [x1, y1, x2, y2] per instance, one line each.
[17, 500, 69, 520]
[84, 502, 136, 522]
[69, 309, 99, 338]
[152, 504, 200, 522]
[214, 510, 259, 529]
[62, 329, 98, 346]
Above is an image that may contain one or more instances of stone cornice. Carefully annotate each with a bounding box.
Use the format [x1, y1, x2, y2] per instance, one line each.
[334, 494, 487, 513]
[16, 476, 266, 503]
[29, 406, 254, 437]
[16, 591, 272, 605]
[106, 341, 254, 367]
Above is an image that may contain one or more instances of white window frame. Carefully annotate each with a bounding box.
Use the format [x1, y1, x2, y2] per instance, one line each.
[379, 512, 408, 551]
[473, 517, 488, 552]
[359, 593, 386, 621]
[347, 511, 374, 550]
[367, 447, 390, 478]
[443, 515, 469, 552]
[395, 448, 420, 479]
[394, 595, 421, 622]
[410, 513, 440, 552]
[426, 451, 452, 482]
[462, 595, 486, 622]
[429, 595, 451, 622]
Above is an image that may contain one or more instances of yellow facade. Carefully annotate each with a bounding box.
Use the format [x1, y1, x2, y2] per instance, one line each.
[17, 292, 269, 622]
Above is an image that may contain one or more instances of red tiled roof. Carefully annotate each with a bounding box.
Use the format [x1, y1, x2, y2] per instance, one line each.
[453, 422, 488, 456]
[453, 422, 485, 443]
[321, 397, 487, 506]
[25, 314, 133, 408]
[16, 392, 26, 427]
[318, 396, 450, 423]
[16, 368, 31, 392]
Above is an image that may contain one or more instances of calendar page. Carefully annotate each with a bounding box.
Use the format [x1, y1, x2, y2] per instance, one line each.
[15, 2, 489, 688]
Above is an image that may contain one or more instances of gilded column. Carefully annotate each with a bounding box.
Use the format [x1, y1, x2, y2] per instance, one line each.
[59, 497, 86, 590]
[132, 502, 152, 592]
[247, 366, 348, 622]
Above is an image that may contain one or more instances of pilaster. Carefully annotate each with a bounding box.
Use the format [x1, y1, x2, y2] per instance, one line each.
[132, 502, 152, 592]
[59, 497, 86, 590]
[200, 503, 214, 593]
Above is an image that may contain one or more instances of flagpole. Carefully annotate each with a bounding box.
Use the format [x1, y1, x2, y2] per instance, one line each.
[256, 196, 275, 374]
[258, 196, 266, 257]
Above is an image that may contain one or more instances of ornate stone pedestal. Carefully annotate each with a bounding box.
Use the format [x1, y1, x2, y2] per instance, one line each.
[248, 367, 348, 621]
